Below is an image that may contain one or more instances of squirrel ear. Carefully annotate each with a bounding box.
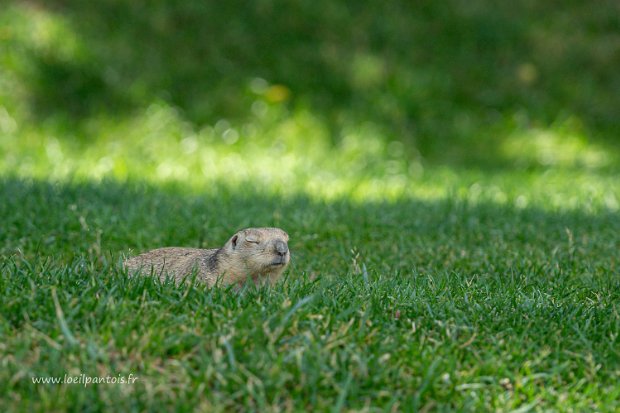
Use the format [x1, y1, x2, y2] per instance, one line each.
[231, 234, 239, 249]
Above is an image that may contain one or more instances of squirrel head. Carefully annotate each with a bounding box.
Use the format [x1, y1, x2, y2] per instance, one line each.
[223, 227, 290, 283]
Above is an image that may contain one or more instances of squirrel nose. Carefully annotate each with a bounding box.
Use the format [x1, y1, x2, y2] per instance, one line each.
[275, 240, 288, 256]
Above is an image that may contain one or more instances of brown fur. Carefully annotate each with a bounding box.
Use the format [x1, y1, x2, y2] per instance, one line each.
[124, 228, 290, 287]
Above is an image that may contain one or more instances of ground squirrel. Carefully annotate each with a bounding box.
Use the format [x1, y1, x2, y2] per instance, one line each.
[124, 227, 290, 287]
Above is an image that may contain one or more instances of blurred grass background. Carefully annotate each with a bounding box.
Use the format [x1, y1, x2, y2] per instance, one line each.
[1, 0, 619, 199]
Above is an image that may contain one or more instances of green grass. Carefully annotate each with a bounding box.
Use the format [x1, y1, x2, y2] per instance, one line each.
[1, 178, 619, 411]
[1, 0, 620, 411]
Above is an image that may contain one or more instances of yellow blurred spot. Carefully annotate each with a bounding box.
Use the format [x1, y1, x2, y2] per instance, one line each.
[265, 85, 291, 103]
[516, 63, 538, 85]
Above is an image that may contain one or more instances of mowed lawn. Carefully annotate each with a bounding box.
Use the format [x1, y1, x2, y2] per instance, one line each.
[1, 0, 620, 411]
[1, 174, 619, 412]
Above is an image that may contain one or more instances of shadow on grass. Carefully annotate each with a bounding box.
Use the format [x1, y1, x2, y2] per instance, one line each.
[4, 0, 620, 162]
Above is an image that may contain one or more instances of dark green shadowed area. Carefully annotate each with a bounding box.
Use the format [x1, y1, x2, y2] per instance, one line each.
[1, 0, 619, 411]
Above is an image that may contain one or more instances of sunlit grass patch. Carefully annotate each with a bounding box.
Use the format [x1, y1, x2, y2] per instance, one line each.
[1, 81, 619, 209]
[501, 116, 612, 169]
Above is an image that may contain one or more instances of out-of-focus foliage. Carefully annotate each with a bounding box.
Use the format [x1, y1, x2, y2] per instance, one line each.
[0, 0, 618, 176]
